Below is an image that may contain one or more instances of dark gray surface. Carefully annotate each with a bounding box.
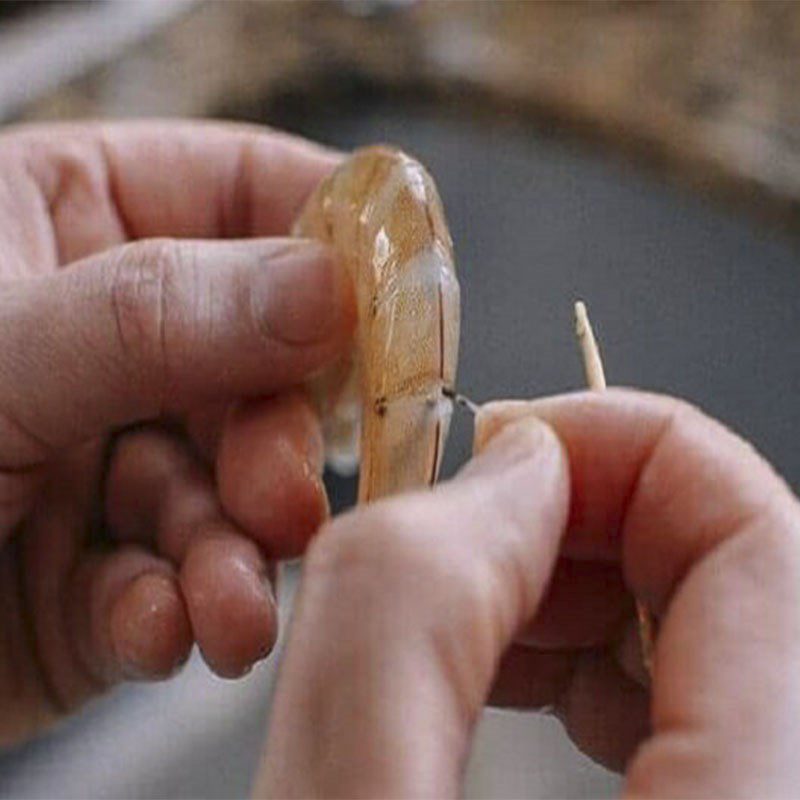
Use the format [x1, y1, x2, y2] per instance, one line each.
[265, 101, 800, 506]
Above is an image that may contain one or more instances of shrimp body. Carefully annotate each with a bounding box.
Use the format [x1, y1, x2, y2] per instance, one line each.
[294, 146, 460, 502]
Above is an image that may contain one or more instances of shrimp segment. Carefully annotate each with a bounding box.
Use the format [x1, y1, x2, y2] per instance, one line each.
[293, 146, 460, 502]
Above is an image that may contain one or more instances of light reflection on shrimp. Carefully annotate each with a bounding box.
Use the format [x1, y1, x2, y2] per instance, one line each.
[293, 146, 460, 502]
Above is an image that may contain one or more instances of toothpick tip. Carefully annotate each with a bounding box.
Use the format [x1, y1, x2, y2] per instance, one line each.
[574, 300, 589, 336]
[573, 298, 606, 390]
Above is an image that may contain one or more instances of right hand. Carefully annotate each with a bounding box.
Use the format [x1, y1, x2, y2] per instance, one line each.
[257, 389, 800, 798]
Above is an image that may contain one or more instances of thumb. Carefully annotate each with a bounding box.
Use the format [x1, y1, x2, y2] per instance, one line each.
[0, 238, 353, 464]
[256, 417, 569, 799]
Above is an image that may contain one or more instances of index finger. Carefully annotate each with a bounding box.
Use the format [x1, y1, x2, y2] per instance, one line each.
[477, 390, 800, 797]
[476, 389, 795, 612]
[9, 120, 338, 255]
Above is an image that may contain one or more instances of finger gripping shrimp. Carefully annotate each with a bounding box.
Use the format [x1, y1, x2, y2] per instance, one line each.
[293, 146, 460, 502]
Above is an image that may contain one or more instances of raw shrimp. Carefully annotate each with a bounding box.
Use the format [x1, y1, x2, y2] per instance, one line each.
[293, 146, 460, 502]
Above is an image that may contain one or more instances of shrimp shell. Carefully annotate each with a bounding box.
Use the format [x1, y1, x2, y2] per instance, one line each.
[293, 146, 460, 502]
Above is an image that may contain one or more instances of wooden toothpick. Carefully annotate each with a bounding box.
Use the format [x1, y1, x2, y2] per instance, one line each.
[575, 301, 607, 390]
[574, 301, 655, 676]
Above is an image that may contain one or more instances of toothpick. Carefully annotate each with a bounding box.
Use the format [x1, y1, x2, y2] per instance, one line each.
[575, 301, 606, 391]
[574, 301, 655, 677]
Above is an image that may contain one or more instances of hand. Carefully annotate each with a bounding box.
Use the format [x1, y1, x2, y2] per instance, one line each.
[256, 390, 800, 798]
[0, 121, 354, 746]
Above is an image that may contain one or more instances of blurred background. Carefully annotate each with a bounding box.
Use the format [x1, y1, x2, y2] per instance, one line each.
[1, 1, 799, 797]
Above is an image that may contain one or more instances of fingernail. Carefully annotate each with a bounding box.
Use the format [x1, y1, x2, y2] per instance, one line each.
[255, 242, 353, 345]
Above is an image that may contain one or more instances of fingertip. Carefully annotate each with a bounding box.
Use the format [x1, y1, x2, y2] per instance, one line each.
[181, 531, 278, 679]
[559, 651, 650, 772]
[110, 571, 192, 681]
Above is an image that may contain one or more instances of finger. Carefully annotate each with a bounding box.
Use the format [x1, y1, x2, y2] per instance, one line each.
[106, 425, 218, 558]
[486, 644, 650, 771]
[519, 558, 632, 650]
[475, 393, 662, 563]
[217, 391, 328, 559]
[558, 650, 650, 773]
[13, 121, 338, 262]
[477, 390, 800, 797]
[491, 646, 651, 772]
[15, 441, 189, 709]
[477, 390, 795, 612]
[255, 417, 569, 798]
[20, 441, 110, 713]
[105, 428, 278, 676]
[181, 527, 278, 678]
[0, 237, 354, 465]
[67, 547, 192, 683]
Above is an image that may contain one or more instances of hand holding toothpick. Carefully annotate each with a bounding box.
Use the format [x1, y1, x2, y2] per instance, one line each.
[450, 302, 656, 675]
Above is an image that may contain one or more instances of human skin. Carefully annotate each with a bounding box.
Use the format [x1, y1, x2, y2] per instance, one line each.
[0, 121, 355, 745]
[256, 390, 800, 799]
[4, 121, 799, 798]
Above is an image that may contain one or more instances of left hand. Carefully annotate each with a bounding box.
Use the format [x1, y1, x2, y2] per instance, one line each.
[0, 121, 353, 745]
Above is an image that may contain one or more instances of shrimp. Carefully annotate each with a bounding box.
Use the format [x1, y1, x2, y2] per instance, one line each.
[293, 146, 460, 502]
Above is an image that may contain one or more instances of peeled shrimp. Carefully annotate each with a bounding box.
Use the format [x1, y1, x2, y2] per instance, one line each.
[293, 146, 460, 502]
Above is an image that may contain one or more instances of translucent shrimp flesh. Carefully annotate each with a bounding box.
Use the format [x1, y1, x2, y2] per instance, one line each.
[293, 146, 460, 502]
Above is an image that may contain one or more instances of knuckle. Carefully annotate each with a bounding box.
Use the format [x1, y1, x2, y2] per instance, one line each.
[108, 239, 188, 405]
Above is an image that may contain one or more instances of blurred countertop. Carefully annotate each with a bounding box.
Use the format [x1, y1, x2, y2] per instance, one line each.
[4, 0, 800, 232]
